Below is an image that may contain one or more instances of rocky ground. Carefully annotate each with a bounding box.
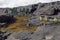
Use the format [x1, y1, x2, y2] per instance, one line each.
[5, 25, 60, 40]
[0, 1, 60, 40]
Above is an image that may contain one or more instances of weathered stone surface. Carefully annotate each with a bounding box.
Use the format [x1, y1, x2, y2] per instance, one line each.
[33, 1, 60, 17]
[0, 30, 12, 40]
[0, 1, 60, 40]
[14, 30, 32, 40]
[6, 25, 60, 40]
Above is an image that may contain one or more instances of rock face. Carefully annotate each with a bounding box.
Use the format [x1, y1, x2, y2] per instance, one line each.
[0, 1, 60, 40]
[23, 1, 60, 27]
[0, 1, 60, 16]
[33, 1, 60, 16]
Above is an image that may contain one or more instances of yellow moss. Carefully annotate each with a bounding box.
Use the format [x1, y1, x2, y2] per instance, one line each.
[1, 14, 38, 32]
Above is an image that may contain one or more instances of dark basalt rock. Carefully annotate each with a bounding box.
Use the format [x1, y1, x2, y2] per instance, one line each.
[0, 15, 16, 27]
[30, 4, 38, 13]
[0, 15, 16, 24]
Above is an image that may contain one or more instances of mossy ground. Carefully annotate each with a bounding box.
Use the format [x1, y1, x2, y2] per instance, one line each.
[1, 14, 38, 32]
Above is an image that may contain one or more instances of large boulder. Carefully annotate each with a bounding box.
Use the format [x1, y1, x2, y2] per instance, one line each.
[0, 15, 16, 24]
[33, 1, 60, 17]
[0, 15, 16, 27]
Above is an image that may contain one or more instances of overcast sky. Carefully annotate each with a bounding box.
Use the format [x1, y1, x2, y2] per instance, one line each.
[0, 0, 60, 8]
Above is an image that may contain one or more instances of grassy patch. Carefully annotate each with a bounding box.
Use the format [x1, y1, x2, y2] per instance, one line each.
[1, 14, 38, 32]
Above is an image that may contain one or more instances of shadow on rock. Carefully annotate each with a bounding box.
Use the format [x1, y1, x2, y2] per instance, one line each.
[0, 15, 16, 27]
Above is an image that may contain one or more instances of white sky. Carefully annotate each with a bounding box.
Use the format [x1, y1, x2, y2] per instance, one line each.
[0, 0, 60, 8]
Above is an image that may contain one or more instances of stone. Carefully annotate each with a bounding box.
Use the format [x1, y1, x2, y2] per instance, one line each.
[0, 23, 7, 27]
[14, 30, 32, 40]
[45, 35, 53, 40]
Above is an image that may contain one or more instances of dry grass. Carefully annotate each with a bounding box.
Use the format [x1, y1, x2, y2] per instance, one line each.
[1, 14, 38, 32]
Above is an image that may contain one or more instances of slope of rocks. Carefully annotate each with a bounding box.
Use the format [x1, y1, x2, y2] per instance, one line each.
[33, 1, 60, 16]
[0, 1, 60, 40]
[6, 25, 60, 40]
